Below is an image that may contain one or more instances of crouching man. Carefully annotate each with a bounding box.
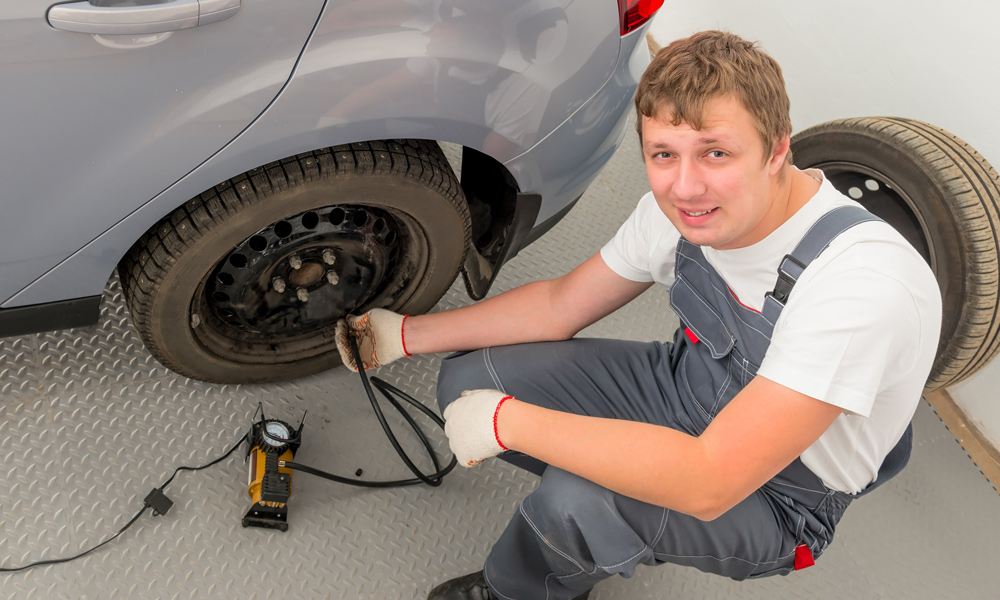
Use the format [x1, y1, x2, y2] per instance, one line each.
[338, 30, 942, 600]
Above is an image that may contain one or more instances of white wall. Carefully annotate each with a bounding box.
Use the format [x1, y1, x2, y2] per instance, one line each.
[649, 1, 1000, 449]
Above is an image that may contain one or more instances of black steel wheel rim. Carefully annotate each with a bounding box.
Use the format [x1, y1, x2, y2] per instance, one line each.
[817, 161, 936, 272]
[192, 204, 408, 361]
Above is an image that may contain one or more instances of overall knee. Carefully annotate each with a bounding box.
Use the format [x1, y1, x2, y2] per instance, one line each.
[520, 468, 665, 580]
[436, 349, 489, 413]
[523, 468, 614, 533]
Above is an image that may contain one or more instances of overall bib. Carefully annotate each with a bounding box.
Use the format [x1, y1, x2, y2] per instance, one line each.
[437, 206, 913, 600]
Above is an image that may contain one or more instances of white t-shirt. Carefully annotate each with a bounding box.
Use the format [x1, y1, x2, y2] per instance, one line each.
[600, 170, 942, 494]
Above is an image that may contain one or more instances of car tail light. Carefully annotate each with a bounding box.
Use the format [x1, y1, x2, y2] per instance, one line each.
[618, 0, 664, 36]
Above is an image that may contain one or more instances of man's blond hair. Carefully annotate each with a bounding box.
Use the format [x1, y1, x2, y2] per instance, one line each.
[635, 30, 792, 165]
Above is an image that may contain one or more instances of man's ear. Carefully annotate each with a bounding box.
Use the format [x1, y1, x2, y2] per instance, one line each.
[769, 135, 791, 174]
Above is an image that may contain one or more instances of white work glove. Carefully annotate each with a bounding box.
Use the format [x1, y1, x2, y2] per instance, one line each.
[335, 309, 410, 372]
[443, 389, 513, 467]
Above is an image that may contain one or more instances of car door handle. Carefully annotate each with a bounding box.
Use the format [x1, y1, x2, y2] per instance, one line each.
[48, 0, 240, 35]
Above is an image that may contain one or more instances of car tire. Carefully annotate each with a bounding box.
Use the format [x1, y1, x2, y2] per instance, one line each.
[118, 139, 470, 383]
[791, 117, 1000, 390]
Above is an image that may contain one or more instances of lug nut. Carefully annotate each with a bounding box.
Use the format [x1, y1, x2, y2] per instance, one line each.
[326, 271, 339, 285]
[288, 255, 302, 270]
[297, 288, 309, 302]
[322, 249, 336, 265]
[272, 277, 287, 293]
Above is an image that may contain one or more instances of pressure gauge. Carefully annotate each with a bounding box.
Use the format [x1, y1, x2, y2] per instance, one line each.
[263, 421, 291, 447]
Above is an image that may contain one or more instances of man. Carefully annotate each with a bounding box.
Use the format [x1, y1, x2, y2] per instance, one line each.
[336, 31, 942, 600]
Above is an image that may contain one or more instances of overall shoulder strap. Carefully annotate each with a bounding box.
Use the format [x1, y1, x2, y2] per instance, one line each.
[763, 205, 884, 321]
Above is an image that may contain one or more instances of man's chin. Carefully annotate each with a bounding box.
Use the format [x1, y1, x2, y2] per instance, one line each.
[678, 229, 722, 247]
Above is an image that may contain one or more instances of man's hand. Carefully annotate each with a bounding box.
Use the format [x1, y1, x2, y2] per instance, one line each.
[335, 309, 409, 372]
[443, 389, 513, 467]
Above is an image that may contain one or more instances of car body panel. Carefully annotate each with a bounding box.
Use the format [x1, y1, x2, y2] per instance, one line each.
[4, 0, 646, 309]
[0, 0, 326, 305]
[504, 25, 651, 224]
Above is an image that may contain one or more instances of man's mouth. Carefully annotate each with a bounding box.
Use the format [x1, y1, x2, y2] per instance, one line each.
[682, 208, 716, 217]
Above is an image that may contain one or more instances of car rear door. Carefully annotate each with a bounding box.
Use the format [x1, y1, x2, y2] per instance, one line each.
[0, 0, 325, 304]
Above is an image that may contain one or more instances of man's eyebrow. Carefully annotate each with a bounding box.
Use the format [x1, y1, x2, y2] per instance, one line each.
[645, 137, 729, 148]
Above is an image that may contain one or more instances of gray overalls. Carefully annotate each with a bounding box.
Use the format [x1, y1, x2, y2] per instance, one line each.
[437, 206, 913, 600]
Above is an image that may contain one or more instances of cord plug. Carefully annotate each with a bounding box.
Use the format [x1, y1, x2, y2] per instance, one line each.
[144, 488, 173, 517]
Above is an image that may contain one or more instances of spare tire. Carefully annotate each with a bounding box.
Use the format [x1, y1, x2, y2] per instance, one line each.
[791, 117, 1000, 390]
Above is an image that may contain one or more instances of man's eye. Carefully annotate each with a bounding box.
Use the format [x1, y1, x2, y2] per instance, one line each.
[709, 150, 726, 158]
[655, 152, 672, 159]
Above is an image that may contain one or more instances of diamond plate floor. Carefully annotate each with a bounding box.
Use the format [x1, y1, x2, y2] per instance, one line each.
[2, 122, 999, 600]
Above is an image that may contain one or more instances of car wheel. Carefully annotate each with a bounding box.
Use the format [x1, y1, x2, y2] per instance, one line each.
[791, 117, 1000, 390]
[118, 140, 470, 383]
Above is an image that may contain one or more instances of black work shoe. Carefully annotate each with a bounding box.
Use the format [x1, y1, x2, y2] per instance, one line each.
[426, 571, 590, 600]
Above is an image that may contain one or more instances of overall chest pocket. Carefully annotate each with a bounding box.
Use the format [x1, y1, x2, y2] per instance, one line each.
[669, 274, 760, 419]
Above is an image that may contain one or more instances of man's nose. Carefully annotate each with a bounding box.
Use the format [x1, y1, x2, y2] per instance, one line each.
[673, 159, 706, 200]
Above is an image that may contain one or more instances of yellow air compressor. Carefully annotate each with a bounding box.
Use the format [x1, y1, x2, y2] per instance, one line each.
[243, 408, 304, 531]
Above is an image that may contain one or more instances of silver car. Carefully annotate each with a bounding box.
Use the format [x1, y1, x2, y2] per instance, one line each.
[0, 0, 661, 382]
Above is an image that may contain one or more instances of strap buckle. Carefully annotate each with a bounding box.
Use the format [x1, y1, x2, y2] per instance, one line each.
[767, 254, 807, 306]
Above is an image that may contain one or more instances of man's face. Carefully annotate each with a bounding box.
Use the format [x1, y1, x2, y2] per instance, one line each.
[641, 95, 788, 250]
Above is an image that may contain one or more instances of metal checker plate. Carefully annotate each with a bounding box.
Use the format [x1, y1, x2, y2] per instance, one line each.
[2, 120, 999, 600]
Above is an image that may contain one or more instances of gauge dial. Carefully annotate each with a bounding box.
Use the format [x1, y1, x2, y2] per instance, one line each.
[263, 421, 291, 447]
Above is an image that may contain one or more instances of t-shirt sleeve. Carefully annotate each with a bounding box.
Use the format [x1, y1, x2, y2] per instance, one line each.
[600, 193, 657, 282]
[758, 265, 925, 417]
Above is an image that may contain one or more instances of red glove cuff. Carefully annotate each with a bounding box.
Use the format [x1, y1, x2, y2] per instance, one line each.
[493, 396, 512, 451]
[401, 314, 412, 357]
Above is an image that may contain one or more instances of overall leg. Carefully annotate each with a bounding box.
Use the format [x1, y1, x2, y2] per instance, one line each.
[485, 467, 792, 600]
[436, 339, 784, 599]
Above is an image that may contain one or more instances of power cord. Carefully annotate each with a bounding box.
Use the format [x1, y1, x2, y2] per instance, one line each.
[0, 435, 247, 573]
[0, 332, 455, 572]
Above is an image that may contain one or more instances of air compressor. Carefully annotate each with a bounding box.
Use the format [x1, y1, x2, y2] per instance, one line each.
[243, 407, 305, 531]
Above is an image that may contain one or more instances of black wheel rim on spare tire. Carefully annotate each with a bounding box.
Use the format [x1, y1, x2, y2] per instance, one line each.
[812, 163, 935, 269]
[791, 117, 1000, 389]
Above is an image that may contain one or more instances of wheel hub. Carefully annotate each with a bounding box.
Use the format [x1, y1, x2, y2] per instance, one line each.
[289, 261, 325, 287]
